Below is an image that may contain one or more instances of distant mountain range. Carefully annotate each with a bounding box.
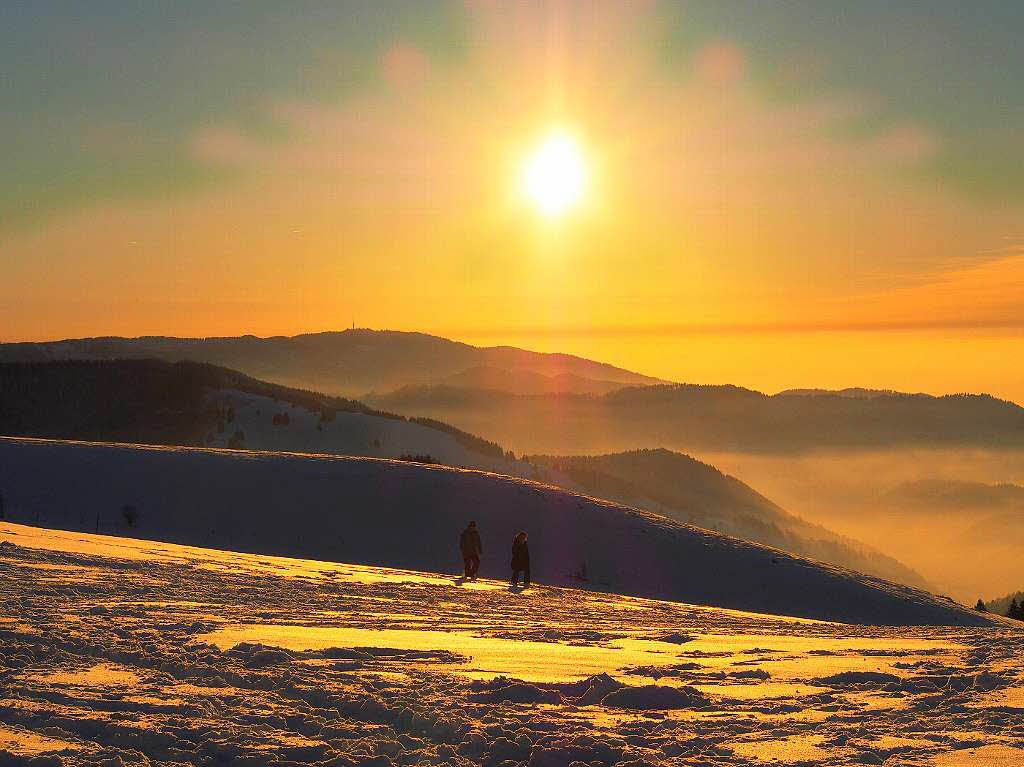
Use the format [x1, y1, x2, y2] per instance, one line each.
[883, 479, 1024, 511]
[0, 359, 926, 589]
[778, 387, 925, 399]
[6, 329, 1022, 597]
[440, 365, 628, 395]
[0, 330, 665, 397]
[880, 479, 1024, 559]
[368, 383, 1024, 454]
[6, 330, 1020, 455]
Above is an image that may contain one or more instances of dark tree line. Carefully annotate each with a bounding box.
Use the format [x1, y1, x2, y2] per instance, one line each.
[976, 596, 1024, 620]
[0, 359, 217, 444]
[407, 416, 505, 460]
[397, 454, 438, 464]
[1008, 598, 1024, 621]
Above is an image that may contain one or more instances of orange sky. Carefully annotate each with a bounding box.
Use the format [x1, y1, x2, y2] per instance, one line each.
[3, 2, 1023, 402]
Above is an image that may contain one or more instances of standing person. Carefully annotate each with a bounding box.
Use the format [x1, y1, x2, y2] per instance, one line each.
[459, 520, 481, 579]
[510, 531, 530, 588]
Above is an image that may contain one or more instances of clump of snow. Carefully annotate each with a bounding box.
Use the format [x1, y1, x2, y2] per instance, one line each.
[650, 631, 696, 644]
[729, 668, 771, 680]
[600, 684, 709, 710]
[814, 671, 903, 687]
[468, 682, 563, 705]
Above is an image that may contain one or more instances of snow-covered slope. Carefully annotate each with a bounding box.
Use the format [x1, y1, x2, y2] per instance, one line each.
[192, 393, 929, 590]
[3, 522, 1020, 766]
[0, 437, 989, 625]
[206, 389, 523, 474]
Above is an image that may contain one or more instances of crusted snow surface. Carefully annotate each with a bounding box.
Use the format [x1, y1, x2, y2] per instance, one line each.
[2, 523, 1023, 766]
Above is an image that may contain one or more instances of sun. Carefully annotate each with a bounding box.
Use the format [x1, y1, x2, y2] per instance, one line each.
[521, 130, 587, 216]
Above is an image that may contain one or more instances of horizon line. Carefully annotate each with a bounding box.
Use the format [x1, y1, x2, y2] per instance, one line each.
[4, 317, 1024, 346]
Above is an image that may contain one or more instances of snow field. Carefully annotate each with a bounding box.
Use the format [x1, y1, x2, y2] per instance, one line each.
[1, 523, 1023, 766]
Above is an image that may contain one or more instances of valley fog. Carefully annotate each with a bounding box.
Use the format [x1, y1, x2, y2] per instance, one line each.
[703, 447, 1024, 603]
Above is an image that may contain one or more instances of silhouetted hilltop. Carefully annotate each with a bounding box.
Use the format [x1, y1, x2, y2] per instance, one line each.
[777, 387, 921, 399]
[368, 382, 1024, 454]
[0, 330, 664, 397]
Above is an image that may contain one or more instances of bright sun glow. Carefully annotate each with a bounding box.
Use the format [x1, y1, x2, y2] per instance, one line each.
[521, 131, 587, 216]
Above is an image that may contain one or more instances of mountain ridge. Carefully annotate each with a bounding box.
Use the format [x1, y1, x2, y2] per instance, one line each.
[0, 329, 668, 396]
[368, 381, 1024, 454]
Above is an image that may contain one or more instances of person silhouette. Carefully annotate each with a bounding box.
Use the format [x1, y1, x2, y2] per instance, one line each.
[510, 531, 530, 588]
[459, 520, 482, 579]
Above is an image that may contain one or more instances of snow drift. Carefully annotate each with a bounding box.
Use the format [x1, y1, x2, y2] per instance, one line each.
[0, 436, 989, 626]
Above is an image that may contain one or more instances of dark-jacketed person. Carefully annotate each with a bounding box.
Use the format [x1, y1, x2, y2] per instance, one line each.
[511, 531, 530, 588]
[459, 520, 482, 579]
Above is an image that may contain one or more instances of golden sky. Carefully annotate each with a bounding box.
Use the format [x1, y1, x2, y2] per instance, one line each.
[2, 2, 1023, 401]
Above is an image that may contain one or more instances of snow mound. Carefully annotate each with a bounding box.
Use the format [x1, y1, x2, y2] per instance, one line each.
[814, 671, 903, 687]
[650, 632, 696, 644]
[600, 684, 709, 710]
[0, 436, 995, 626]
[468, 682, 563, 705]
[569, 673, 625, 706]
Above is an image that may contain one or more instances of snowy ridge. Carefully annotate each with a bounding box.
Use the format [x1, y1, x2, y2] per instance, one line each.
[0, 436, 988, 626]
[205, 389, 520, 472]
